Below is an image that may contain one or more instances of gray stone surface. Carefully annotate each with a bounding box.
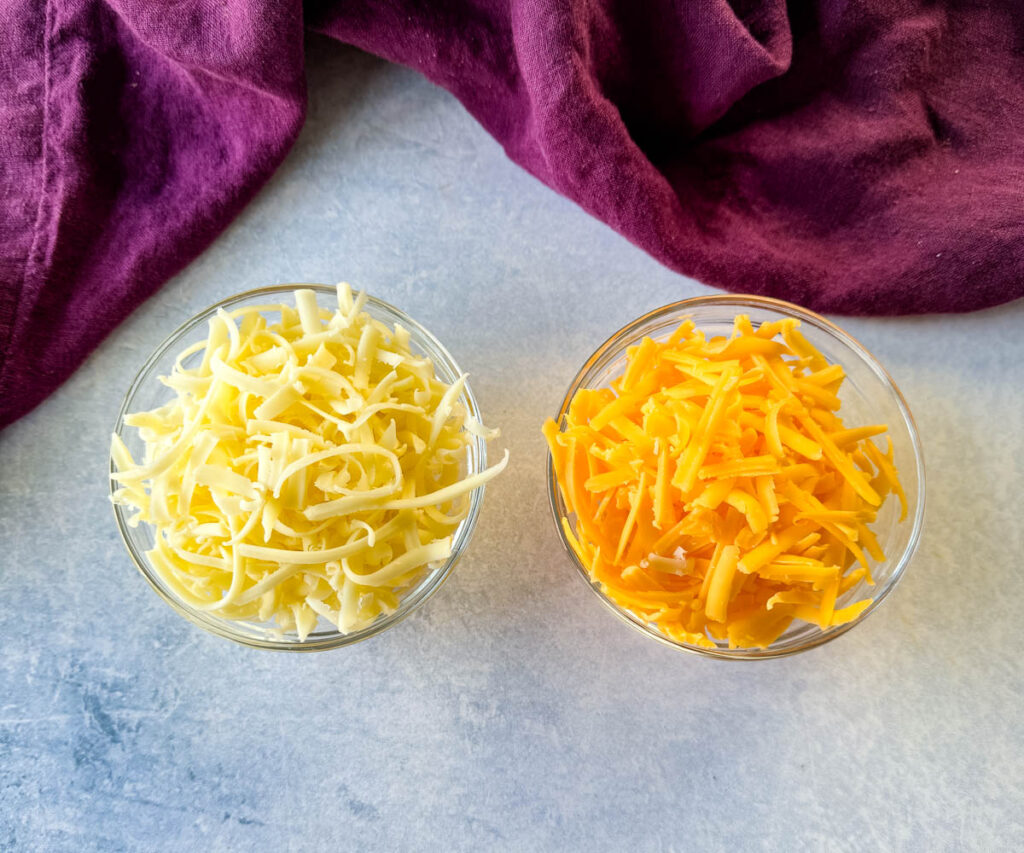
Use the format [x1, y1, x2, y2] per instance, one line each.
[1, 37, 1021, 852]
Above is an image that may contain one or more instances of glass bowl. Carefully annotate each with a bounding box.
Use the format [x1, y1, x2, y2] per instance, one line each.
[111, 284, 489, 651]
[547, 295, 925, 660]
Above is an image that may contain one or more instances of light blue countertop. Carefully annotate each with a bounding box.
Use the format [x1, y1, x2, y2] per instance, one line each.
[1, 39, 1021, 852]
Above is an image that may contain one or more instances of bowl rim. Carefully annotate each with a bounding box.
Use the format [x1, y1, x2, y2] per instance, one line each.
[111, 283, 488, 651]
[546, 293, 926, 660]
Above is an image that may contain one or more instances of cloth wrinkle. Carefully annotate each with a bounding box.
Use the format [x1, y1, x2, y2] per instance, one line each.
[0, 0, 1021, 429]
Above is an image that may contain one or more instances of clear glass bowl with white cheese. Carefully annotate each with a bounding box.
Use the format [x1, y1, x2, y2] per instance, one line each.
[110, 284, 494, 650]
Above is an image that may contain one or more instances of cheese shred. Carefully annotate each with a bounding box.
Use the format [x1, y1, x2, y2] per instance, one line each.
[544, 313, 906, 650]
[112, 285, 507, 639]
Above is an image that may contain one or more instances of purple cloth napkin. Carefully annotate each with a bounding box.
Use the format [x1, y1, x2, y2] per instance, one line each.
[1, 0, 1022, 429]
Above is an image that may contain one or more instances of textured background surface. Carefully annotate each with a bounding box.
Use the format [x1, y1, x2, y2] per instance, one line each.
[1, 40, 1021, 852]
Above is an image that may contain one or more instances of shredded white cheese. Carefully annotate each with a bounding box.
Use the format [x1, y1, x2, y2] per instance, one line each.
[112, 284, 508, 639]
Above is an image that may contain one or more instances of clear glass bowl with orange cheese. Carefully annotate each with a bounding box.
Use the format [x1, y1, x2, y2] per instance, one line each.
[544, 295, 924, 659]
[111, 284, 506, 650]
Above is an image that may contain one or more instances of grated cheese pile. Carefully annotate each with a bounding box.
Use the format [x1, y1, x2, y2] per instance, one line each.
[543, 314, 907, 650]
[112, 285, 508, 640]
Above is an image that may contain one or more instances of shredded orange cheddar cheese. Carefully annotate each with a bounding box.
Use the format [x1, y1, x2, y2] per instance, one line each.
[544, 314, 906, 650]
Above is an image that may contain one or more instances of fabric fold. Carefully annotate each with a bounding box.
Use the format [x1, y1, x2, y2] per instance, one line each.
[1, 0, 1022, 429]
